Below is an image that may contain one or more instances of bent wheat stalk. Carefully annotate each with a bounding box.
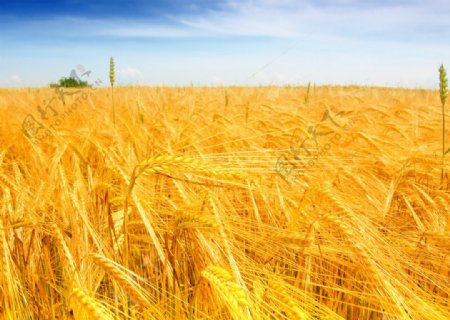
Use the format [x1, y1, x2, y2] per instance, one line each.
[71, 283, 109, 320]
[91, 253, 151, 310]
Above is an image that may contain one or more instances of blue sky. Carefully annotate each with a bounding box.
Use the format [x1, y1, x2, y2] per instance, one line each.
[0, 0, 449, 88]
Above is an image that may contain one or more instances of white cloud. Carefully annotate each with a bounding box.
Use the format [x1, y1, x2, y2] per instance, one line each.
[3, 0, 449, 42]
[10, 75, 22, 83]
[118, 67, 143, 84]
[5, 17, 197, 39]
[173, 0, 450, 40]
[0, 74, 22, 87]
[97, 24, 195, 38]
[120, 67, 142, 77]
[55, 0, 448, 44]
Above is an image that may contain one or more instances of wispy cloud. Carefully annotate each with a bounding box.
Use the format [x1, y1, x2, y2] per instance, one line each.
[0, 74, 22, 87]
[10, 75, 21, 83]
[118, 66, 143, 84]
[1, 0, 449, 42]
[0, 16, 194, 38]
[0, 0, 448, 88]
[174, 0, 450, 40]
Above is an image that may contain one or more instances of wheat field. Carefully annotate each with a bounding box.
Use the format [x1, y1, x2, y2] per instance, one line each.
[0, 86, 449, 319]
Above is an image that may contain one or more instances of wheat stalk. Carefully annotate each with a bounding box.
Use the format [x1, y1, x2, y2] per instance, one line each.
[71, 283, 109, 320]
[110, 56, 116, 126]
[304, 81, 311, 107]
[201, 265, 249, 318]
[3, 84, 450, 319]
[270, 281, 308, 320]
[139, 155, 242, 180]
[91, 253, 151, 310]
[440, 64, 449, 184]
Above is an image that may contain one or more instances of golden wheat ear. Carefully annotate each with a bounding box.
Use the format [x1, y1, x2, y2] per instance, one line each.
[90, 253, 151, 310]
[71, 284, 109, 320]
[201, 265, 249, 318]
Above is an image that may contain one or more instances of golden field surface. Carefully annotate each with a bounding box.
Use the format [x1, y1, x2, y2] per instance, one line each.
[0, 86, 449, 319]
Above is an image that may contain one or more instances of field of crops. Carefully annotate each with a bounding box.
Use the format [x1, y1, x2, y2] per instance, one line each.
[0, 86, 449, 319]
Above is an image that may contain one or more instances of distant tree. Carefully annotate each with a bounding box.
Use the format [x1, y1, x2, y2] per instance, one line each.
[50, 77, 89, 88]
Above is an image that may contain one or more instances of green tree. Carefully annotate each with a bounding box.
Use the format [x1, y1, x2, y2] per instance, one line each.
[50, 77, 89, 88]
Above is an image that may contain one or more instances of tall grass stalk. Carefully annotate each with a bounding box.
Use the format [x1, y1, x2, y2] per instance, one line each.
[439, 64, 448, 184]
[224, 91, 229, 112]
[304, 82, 311, 107]
[110, 57, 116, 126]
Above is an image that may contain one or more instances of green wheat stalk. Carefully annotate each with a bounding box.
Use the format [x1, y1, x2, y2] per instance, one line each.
[439, 64, 448, 184]
[110, 56, 116, 126]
